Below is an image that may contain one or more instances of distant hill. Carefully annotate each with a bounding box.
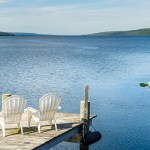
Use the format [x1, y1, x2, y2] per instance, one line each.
[0, 31, 14, 36]
[87, 28, 150, 36]
[0, 32, 49, 36]
[14, 32, 47, 36]
[1, 28, 150, 36]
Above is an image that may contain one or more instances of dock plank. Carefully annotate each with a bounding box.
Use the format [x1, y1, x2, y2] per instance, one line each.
[0, 110, 96, 150]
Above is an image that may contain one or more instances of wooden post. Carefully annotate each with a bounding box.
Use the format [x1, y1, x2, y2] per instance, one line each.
[80, 100, 90, 124]
[84, 85, 90, 131]
[80, 85, 90, 150]
[2, 94, 11, 112]
[80, 101, 85, 122]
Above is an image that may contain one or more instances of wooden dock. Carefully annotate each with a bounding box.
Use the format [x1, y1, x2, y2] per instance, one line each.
[0, 110, 96, 150]
[0, 86, 99, 149]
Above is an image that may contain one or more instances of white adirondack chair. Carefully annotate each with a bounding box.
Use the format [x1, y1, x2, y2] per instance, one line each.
[28, 93, 61, 133]
[0, 95, 26, 137]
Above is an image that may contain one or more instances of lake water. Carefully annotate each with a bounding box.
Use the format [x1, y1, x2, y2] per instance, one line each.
[0, 36, 150, 150]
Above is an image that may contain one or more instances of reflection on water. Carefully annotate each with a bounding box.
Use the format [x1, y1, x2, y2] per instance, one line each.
[0, 36, 150, 149]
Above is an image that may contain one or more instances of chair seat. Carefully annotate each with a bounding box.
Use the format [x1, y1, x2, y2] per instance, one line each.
[0, 115, 4, 124]
[32, 111, 40, 122]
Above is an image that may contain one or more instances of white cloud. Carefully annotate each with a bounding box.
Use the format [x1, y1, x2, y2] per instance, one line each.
[0, 0, 12, 3]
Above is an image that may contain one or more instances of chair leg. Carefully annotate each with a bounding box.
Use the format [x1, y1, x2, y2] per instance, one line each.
[49, 120, 52, 125]
[53, 118, 58, 131]
[28, 112, 32, 128]
[28, 116, 31, 128]
[37, 122, 41, 133]
[20, 122, 23, 135]
[1, 123, 5, 137]
[17, 123, 20, 128]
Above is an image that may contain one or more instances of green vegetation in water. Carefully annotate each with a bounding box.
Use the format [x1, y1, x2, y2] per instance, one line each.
[139, 83, 148, 87]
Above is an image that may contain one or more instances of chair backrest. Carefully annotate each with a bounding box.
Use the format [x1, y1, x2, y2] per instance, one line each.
[3, 95, 26, 124]
[39, 93, 61, 121]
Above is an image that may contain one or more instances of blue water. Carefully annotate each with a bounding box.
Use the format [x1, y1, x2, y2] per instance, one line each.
[0, 36, 150, 150]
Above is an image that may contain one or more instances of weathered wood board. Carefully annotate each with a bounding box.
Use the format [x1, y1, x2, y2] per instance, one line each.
[0, 110, 96, 150]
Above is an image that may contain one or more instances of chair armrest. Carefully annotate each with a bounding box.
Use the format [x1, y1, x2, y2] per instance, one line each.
[26, 107, 39, 120]
[0, 112, 4, 123]
[27, 107, 37, 113]
[0, 112, 3, 116]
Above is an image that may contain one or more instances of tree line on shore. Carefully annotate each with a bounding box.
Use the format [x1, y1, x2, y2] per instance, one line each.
[1, 28, 150, 36]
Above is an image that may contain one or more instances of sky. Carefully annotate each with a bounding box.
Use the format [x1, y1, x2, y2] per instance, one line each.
[0, 0, 150, 35]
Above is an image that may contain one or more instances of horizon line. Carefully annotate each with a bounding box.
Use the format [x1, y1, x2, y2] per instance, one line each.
[1, 27, 150, 36]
